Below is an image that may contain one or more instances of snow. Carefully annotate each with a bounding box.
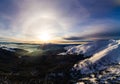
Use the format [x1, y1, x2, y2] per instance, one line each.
[57, 52, 67, 55]
[64, 45, 76, 50]
[90, 40, 120, 63]
[75, 64, 120, 84]
[0, 46, 16, 52]
[0, 44, 18, 52]
[66, 40, 114, 57]
[70, 39, 120, 74]
[1, 47, 16, 52]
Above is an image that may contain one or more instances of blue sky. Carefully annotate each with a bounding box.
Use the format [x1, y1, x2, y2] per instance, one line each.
[0, 0, 120, 43]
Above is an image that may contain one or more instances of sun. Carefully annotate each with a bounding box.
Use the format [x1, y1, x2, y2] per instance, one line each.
[39, 32, 51, 42]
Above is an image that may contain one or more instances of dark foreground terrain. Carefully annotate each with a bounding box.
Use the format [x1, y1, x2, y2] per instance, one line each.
[0, 45, 85, 84]
[0, 43, 120, 84]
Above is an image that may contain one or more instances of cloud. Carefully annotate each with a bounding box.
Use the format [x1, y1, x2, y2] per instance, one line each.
[0, 0, 119, 42]
[64, 30, 120, 41]
[64, 20, 120, 41]
[9, 0, 90, 40]
[114, 0, 120, 5]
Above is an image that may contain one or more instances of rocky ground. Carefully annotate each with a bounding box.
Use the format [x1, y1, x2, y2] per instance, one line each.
[0, 43, 120, 84]
[70, 64, 120, 84]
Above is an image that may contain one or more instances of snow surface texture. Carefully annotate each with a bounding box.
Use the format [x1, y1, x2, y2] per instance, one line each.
[0, 46, 16, 52]
[75, 65, 120, 84]
[69, 39, 120, 74]
[66, 40, 115, 56]
[57, 45, 76, 55]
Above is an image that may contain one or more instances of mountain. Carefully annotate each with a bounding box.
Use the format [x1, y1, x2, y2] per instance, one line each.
[0, 41, 119, 83]
[0, 46, 28, 60]
[66, 40, 115, 57]
[67, 39, 120, 75]
[63, 39, 120, 83]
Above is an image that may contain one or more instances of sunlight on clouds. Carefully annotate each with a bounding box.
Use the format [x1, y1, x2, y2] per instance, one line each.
[10, 0, 89, 42]
[3, 0, 118, 43]
[12, 1, 65, 41]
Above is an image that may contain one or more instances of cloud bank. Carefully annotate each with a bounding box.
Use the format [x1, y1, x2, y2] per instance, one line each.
[0, 0, 120, 42]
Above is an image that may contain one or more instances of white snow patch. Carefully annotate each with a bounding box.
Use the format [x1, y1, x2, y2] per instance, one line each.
[72, 39, 120, 74]
[66, 40, 115, 57]
[64, 45, 76, 50]
[57, 52, 67, 55]
[1, 47, 16, 52]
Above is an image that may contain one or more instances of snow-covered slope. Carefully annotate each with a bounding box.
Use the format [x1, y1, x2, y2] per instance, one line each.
[0, 46, 16, 52]
[64, 45, 76, 50]
[57, 45, 76, 55]
[66, 40, 114, 57]
[74, 64, 120, 84]
[71, 39, 120, 75]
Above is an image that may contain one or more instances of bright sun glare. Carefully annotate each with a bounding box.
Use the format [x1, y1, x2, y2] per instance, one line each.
[39, 33, 51, 42]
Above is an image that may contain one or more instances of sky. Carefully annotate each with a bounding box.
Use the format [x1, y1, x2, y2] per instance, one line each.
[0, 0, 120, 43]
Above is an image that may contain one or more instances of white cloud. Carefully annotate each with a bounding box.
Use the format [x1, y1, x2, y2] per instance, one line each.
[9, 0, 89, 41]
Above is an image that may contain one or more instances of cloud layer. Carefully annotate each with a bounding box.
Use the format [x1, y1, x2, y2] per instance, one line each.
[0, 0, 120, 42]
